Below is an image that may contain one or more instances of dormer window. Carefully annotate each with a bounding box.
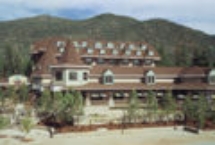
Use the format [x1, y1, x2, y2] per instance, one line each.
[56, 41, 65, 48]
[208, 69, 215, 85]
[136, 50, 142, 56]
[82, 41, 88, 47]
[95, 42, 103, 49]
[103, 70, 114, 85]
[120, 43, 125, 49]
[59, 47, 65, 53]
[125, 50, 131, 56]
[141, 44, 147, 50]
[145, 70, 156, 85]
[107, 42, 114, 49]
[87, 48, 94, 54]
[129, 44, 135, 50]
[112, 50, 118, 55]
[148, 50, 154, 56]
[73, 41, 79, 47]
[100, 49, 106, 55]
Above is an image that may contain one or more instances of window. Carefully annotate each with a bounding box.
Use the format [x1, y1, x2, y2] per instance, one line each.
[125, 50, 131, 55]
[97, 58, 105, 64]
[103, 69, 114, 84]
[95, 42, 102, 49]
[146, 76, 155, 84]
[56, 41, 65, 47]
[87, 48, 94, 54]
[112, 50, 118, 55]
[145, 70, 156, 85]
[104, 76, 113, 84]
[141, 44, 147, 50]
[133, 60, 141, 66]
[69, 72, 77, 80]
[100, 49, 106, 55]
[208, 69, 215, 85]
[145, 59, 152, 65]
[83, 72, 88, 80]
[82, 41, 88, 47]
[120, 43, 125, 49]
[109, 59, 117, 65]
[210, 76, 215, 83]
[129, 44, 135, 50]
[121, 59, 129, 65]
[136, 50, 142, 56]
[59, 47, 65, 53]
[73, 41, 79, 47]
[107, 42, 114, 49]
[55, 71, 63, 81]
[148, 50, 154, 56]
[85, 58, 92, 64]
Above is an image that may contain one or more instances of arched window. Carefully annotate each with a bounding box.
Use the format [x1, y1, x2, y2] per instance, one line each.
[103, 69, 114, 84]
[208, 69, 215, 85]
[145, 70, 156, 85]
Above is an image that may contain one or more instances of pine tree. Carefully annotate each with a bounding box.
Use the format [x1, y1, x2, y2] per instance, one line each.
[146, 90, 158, 123]
[161, 91, 177, 122]
[197, 94, 209, 129]
[127, 90, 140, 123]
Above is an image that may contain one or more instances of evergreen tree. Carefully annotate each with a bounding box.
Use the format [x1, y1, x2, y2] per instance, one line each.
[183, 95, 197, 125]
[0, 44, 30, 78]
[161, 90, 177, 122]
[17, 85, 29, 103]
[146, 90, 158, 123]
[127, 90, 140, 123]
[197, 94, 209, 129]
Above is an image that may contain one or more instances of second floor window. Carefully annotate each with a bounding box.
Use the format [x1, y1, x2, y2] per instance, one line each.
[83, 72, 88, 80]
[55, 71, 63, 81]
[103, 69, 114, 84]
[69, 72, 77, 80]
[145, 70, 156, 85]
[146, 76, 155, 84]
[104, 76, 113, 84]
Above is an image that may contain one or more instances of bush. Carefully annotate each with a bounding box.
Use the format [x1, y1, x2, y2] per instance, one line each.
[0, 116, 9, 130]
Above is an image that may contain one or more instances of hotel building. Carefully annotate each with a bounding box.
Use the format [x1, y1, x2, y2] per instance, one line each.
[30, 37, 215, 116]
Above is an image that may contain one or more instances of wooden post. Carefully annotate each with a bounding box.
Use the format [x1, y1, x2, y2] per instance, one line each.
[85, 92, 91, 107]
[108, 92, 115, 107]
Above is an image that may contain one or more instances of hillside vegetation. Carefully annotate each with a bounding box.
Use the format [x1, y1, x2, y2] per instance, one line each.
[0, 13, 215, 77]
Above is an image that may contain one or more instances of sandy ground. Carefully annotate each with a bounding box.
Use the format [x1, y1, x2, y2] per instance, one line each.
[0, 126, 214, 145]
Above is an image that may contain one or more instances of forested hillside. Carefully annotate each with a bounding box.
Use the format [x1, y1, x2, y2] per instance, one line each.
[0, 13, 215, 77]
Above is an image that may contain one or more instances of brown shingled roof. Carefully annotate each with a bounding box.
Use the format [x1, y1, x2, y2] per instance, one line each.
[35, 38, 59, 74]
[72, 82, 212, 91]
[90, 65, 183, 76]
[179, 66, 206, 77]
[60, 41, 84, 65]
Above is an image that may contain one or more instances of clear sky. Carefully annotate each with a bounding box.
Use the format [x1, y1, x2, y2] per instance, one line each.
[0, 0, 214, 35]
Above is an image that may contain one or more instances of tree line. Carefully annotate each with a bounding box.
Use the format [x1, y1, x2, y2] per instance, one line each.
[0, 44, 31, 78]
[126, 90, 215, 129]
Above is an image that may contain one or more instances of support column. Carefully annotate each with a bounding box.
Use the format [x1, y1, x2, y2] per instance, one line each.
[108, 92, 115, 107]
[85, 92, 91, 107]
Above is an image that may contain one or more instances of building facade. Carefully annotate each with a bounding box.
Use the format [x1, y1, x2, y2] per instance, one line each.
[30, 37, 215, 116]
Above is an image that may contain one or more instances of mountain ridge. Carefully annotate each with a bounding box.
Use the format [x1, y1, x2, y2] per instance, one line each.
[0, 13, 214, 67]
